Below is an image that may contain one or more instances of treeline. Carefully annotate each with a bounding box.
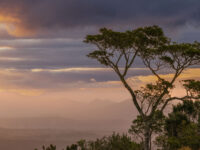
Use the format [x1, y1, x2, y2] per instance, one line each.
[35, 133, 141, 150]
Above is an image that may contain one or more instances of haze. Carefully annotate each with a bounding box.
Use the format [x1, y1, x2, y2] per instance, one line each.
[0, 0, 199, 149]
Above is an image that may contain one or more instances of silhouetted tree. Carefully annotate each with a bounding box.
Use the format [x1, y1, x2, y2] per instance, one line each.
[84, 26, 200, 150]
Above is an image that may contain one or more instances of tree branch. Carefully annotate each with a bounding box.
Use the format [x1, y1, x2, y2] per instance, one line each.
[117, 72, 144, 116]
[142, 58, 162, 80]
[150, 69, 181, 116]
[160, 96, 200, 112]
[123, 50, 138, 77]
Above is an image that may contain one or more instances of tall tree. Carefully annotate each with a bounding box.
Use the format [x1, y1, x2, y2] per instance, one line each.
[156, 100, 200, 150]
[84, 26, 200, 150]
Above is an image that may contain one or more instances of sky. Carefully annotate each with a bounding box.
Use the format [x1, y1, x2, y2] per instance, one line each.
[0, 0, 199, 118]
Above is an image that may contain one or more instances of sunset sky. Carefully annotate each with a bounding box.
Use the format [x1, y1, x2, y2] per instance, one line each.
[0, 0, 200, 118]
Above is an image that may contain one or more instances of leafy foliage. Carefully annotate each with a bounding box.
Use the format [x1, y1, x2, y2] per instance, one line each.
[156, 100, 200, 150]
[183, 80, 200, 98]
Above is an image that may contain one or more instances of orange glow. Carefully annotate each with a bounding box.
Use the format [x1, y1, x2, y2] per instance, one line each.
[0, 68, 198, 100]
[0, 15, 20, 23]
[128, 68, 200, 85]
[0, 14, 34, 37]
[6, 25, 35, 37]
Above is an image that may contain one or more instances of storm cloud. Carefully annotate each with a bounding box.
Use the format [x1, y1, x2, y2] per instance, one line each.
[0, 0, 200, 38]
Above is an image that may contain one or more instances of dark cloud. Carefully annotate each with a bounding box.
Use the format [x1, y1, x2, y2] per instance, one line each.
[0, 0, 199, 71]
[0, 38, 144, 69]
[0, 0, 199, 38]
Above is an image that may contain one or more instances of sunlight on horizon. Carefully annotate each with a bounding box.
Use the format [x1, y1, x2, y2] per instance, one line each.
[0, 68, 198, 101]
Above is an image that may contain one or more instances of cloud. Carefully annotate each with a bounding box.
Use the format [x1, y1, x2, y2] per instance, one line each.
[0, 67, 198, 96]
[0, 0, 199, 38]
[0, 67, 149, 94]
[0, 0, 199, 70]
[0, 37, 142, 70]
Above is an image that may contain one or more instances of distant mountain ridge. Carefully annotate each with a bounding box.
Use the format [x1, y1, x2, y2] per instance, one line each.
[0, 99, 138, 150]
[0, 99, 137, 130]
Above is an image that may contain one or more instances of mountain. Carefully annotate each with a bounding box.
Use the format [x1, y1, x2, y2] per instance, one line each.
[0, 99, 137, 129]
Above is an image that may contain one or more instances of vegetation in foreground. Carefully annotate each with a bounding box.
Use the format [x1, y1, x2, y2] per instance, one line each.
[35, 133, 141, 150]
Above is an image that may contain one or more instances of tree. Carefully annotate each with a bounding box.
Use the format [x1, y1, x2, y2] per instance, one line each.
[156, 100, 200, 150]
[84, 25, 200, 150]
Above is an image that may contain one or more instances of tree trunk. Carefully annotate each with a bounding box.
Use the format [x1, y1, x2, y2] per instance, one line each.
[144, 127, 151, 150]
